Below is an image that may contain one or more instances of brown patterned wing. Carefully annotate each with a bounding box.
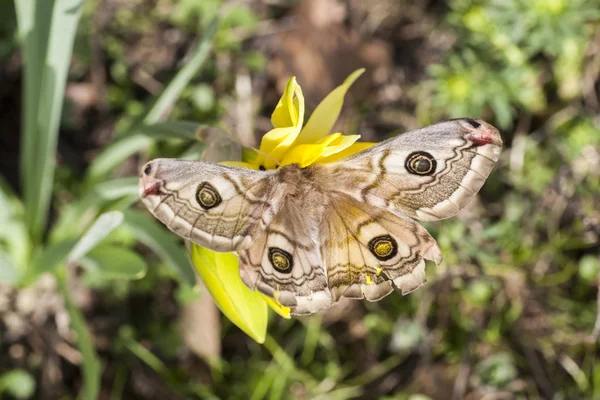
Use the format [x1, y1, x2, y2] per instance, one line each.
[139, 159, 285, 251]
[321, 195, 442, 303]
[238, 197, 333, 315]
[317, 119, 502, 221]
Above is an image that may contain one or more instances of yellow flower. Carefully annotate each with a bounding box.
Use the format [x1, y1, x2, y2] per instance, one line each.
[191, 69, 374, 343]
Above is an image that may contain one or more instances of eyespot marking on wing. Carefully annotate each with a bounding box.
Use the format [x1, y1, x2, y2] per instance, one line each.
[405, 151, 437, 176]
[268, 247, 293, 273]
[196, 182, 222, 209]
[368, 235, 398, 261]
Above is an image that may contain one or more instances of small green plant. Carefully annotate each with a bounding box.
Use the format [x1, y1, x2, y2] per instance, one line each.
[2, 2, 218, 398]
[423, 0, 599, 127]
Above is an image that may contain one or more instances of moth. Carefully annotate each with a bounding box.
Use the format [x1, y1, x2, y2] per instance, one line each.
[139, 118, 502, 315]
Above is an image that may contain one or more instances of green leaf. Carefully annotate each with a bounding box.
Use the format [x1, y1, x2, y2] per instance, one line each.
[68, 211, 124, 263]
[57, 274, 101, 400]
[85, 135, 152, 183]
[122, 210, 196, 286]
[24, 240, 77, 285]
[16, 0, 84, 243]
[22, 211, 123, 285]
[190, 244, 268, 344]
[0, 177, 30, 274]
[578, 255, 599, 283]
[144, 19, 219, 125]
[131, 121, 205, 141]
[81, 245, 147, 281]
[0, 369, 36, 399]
[49, 178, 138, 243]
[476, 353, 517, 388]
[0, 252, 19, 284]
[92, 177, 140, 200]
[86, 19, 219, 182]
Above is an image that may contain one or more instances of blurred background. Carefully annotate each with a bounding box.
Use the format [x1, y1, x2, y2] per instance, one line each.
[1, 0, 600, 398]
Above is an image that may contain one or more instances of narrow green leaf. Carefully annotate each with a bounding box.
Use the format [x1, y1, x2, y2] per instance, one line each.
[15, 0, 49, 220]
[122, 210, 196, 286]
[23, 240, 77, 285]
[131, 121, 205, 141]
[0, 173, 21, 220]
[86, 19, 219, 182]
[143, 19, 219, 125]
[190, 245, 268, 344]
[14, 0, 34, 40]
[85, 135, 152, 183]
[17, 0, 84, 242]
[49, 178, 139, 244]
[86, 122, 207, 181]
[68, 211, 124, 263]
[93, 176, 140, 200]
[119, 327, 169, 376]
[0, 253, 19, 284]
[57, 274, 101, 400]
[0, 177, 30, 273]
[82, 245, 147, 281]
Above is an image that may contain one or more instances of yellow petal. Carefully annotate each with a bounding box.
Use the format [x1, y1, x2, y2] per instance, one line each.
[279, 132, 345, 167]
[317, 132, 343, 145]
[262, 294, 291, 319]
[257, 78, 306, 169]
[316, 141, 375, 164]
[190, 245, 268, 344]
[271, 77, 300, 128]
[318, 133, 360, 158]
[296, 68, 365, 144]
[257, 127, 300, 169]
[280, 143, 328, 168]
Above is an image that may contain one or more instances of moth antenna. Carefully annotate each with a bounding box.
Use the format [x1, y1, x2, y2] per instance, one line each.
[244, 146, 282, 169]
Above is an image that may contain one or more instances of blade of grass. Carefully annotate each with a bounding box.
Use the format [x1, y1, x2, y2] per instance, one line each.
[16, 0, 84, 243]
[26, 211, 122, 284]
[130, 121, 206, 141]
[86, 18, 219, 182]
[22, 239, 76, 286]
[82, 245, 147, 281]
[49, 178, 138, 244]
[110, 364, 128, 400]
[84, 135, 151, 184]
[0, 253, 19, 284]
[142, 19, 218, 125]
[0, 176, 30, 274]
[67, 211, 124, 263]
[300, 316, 321, 365]
[57, 271, 101, 400]
[122, 210, 196, 286]
[15, 0, 48, 232]
[93, 177, 139, 200]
